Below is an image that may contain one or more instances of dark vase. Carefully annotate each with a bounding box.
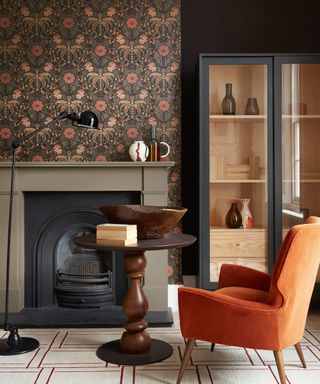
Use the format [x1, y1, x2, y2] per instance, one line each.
[222, 83, 236, 115]
[245, 97, 259, 115]
[147, 126, 160, 161]
[225, 203, 242, 228]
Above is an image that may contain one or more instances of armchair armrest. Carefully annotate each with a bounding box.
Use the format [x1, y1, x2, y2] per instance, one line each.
[218, 264, 271, 292]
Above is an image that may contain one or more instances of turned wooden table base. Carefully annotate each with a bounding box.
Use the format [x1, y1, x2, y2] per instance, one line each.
[74, 233, 196, 366]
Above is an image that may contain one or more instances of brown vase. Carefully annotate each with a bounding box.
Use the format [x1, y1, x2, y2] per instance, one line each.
[225, 203, 242, 228]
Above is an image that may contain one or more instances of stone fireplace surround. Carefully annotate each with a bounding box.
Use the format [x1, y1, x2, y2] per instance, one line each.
[0, 161, 174, 326]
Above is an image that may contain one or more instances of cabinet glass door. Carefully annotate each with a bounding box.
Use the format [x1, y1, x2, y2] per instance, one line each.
[206, 60, 271, 285]
[280, 60, 320, 282]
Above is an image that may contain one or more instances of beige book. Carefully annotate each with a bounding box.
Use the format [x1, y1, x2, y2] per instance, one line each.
[96, 238, 138, 246]
[97, 230, 137, 240]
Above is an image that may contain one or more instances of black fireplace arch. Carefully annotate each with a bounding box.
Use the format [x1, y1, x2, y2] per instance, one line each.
[24, 191, 140, 311]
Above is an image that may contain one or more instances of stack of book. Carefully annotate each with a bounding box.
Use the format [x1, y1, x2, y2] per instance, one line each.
[96, 223, 137, 245]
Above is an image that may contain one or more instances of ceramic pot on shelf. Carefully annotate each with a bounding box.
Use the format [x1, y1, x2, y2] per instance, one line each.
[240, 198, 253, 229]
[129, 140, 149, 162]
[225, 203, 242, 228]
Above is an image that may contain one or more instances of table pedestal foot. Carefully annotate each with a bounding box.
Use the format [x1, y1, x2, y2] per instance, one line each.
[96, 338, 173, 365]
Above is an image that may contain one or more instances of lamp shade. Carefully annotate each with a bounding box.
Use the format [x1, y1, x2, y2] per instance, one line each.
[76, 110, 98, 128]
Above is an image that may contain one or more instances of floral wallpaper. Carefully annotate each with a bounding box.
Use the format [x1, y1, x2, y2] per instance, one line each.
[0, 0, 182, 283]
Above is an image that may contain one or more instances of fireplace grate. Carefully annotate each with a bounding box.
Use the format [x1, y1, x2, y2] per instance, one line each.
[55, 254, 114, 309]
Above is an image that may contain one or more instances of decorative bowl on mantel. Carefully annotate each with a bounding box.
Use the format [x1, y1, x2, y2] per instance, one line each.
[99, 205, 187, 239]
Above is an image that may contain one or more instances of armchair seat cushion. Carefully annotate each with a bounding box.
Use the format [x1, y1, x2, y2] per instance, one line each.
[216, 286, 269, 303]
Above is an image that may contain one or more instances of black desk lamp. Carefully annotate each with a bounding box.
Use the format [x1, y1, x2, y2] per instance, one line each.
[0, 110, 98, 355]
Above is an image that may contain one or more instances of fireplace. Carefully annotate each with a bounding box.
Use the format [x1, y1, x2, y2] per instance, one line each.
[0, 162, 174, 327]
[24, 191, 138, 311]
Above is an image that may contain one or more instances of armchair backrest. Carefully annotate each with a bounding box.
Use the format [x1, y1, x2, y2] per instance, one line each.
[267, 217, 320, 339]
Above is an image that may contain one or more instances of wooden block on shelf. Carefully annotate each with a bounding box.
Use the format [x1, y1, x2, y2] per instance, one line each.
[249, 156, 260, 179]
[225, 164, 250, 180]
[96, 223, 137, 241]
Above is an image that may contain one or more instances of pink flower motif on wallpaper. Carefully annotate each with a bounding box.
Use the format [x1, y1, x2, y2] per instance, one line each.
[44, 62, 53, 72]
[76, 90, 85, 100]
[95, 44, 107, 57]
[127, 127, 139, 138]
[53, 89, 62, 99]
[95, 100, 107, 111]
[148, 116, 157, 127]
[31, 45, 43, 56]
[116, 143, 126, 154]
[116, 34, 125, 45]
[95, 155, 107, 162]
[158, 99, 170, 112]
[139, 89, 148, 100]
[108, 117, 116, 127]
[107, 62, 116, 72]
[76, 144, 85, 154]
[116, 89, 125, 100]
[32, 155, 44, 162]
[148, 62, 157, 72]
[0, 72, 11, 84]
[63, 128, 76, 139]
[139, 34, 148, 44]
[147, 7, 157, 17]
[158, 45, 170, 57]
[43, 6, 53, 17]
[53, 144, 62, 154]
[63, 17, 75, 29]
[22, 117, 31, 127]
[31, 100, 44, 111]
[84, 7, 93, 17]
[63, 72, 76, 84]
[170, 62, 179, 72]
[126, 72, 139, 84]
[53, 34, 62, 45]
[21, 6, 30, 17]
[170, 6, 180, 17]
[126, 17, 138, 29]
[0, 17, 11, 28]
[12, 90, 21, 99]
[107, 7, 116, 17]
[84, 62, 94, 72]
[0, 128, 12, 140]
[21, 62, 30, 72]
[76, 34, 85, 44]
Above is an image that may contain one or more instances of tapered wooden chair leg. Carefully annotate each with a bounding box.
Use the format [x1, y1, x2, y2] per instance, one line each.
[177, 339, 196, 384]
[294, 342, 307, 368]
[274, 350, 287, 384]
[210, 343, 215, 352]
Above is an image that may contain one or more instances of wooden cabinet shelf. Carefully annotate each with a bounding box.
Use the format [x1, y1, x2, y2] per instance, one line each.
[210, 179, 266, 183]
[210, 114, 266, 122]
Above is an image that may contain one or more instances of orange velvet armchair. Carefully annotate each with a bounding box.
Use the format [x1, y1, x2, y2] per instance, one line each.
[177, 216, 320, 384]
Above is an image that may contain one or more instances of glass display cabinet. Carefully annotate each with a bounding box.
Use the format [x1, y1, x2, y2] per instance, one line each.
[199, 54, 320, 290]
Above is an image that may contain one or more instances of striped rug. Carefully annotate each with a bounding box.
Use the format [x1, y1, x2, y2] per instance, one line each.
[0, 325, 319, 383]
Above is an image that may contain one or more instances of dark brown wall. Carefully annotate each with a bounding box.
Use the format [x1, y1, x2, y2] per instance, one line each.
[181, 0, 320, 274]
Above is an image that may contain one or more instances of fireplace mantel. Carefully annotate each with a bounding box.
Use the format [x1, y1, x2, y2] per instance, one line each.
[0, 161, 174, 313]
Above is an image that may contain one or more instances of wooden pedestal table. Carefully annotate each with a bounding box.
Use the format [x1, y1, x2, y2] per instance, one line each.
[74, 233, 196, 366]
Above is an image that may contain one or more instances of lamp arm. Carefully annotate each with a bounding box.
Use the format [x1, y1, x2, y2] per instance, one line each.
[12, 111, 70, 148]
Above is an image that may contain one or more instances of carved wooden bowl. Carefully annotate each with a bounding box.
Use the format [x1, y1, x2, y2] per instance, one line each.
[99, 205, 187, 239]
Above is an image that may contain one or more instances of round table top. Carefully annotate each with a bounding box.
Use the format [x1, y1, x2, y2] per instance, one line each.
[74, 233, 196, 252]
